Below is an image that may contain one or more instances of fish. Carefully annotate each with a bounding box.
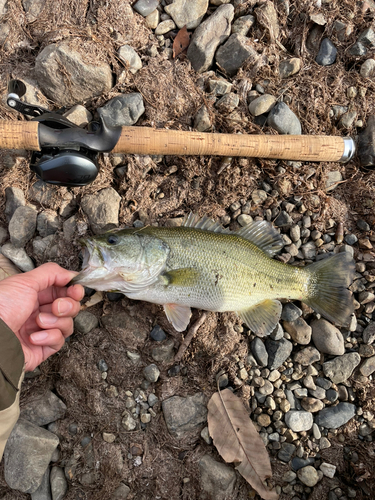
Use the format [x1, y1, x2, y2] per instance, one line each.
[71, 214, 355, 335]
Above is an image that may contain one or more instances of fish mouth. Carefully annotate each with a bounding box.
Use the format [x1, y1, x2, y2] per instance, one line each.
[70, 239, 105, 285]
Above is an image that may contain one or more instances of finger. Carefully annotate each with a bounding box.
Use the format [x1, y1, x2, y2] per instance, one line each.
[29, 328, 65, 353]
[24, 263, 79, 294]
[37, 313, 74, 338]
[38, 283, 84, 307]
[67, 284, 85, 302]
[51, 297, 81, 318]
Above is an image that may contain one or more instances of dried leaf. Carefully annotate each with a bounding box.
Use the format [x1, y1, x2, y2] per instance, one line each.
[207, 389, 278, 500]
[0, 256, 21, 281]
[173, 26, 191, 59]
[81, 291, 104, 310]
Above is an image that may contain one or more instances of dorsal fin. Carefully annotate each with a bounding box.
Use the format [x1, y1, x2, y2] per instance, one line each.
[235, 220, 284, 257]
[183, 213, 283, 257]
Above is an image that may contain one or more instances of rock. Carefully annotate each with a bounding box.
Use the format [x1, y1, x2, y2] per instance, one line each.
[164, 0, 209, 29]
[237, 214, 253, 227]
[265, 338, 293, 370]
[186, 4, 233, 73]
[281, 303, 302, 322]
[294, 346, 320, 366]
[63, 215, 76, 241]
[198, 454, 236, 500]
[150, 325, 167, 342]
[28, 181, 58, 208]
[35, 41, 112, 107]
[102, 312, 148, 341]
[111, 483, 131, 499]
[162, 393, 207, 438]
[5, 187, 25, 221]
[311, 319, 345, 355]
[122, 411, 137, 431]
[9, 206, 37, 247]
[1, 243, 35, 272]
[81, 187, 121, 234]
[37, 210, 60, 238]
[4, 418, 59, 493]
[74, 311, 99, 334]
[339, 111, 357, 129]
[21, 390, 66, 427]
[257, 413, 271, 427]
[291, 457, 315, 471]
[323, 353, 361, 384]
[30, 467, 51, 500]
[215, 33, 258, 76]
[145, 9, 159, 29]
[297, 466, 320, 487]
[360, 58, 375, 78]
[254, 1, 279, 42]
[325, 170, 343, 190]
[143, 364, 160, 382]
[363, 322, 375, 344]
[359, 356, 375, 377]
[278, 443, 296, 463]
[215, 92, 239, 113]
[285, 411, 313, 432]
[358, 27, 375, 47]
[63, 104, 92, 127]
[118, 45, 142, 74]
[267, 102, 302, 135]
[320, 462, 336, 478]
[315, 402, 356, 429]
[98, 94, 144, 127]
[283, 317, 312, 345]
[251, 189, 268, 205]
[208, 77, 232, 96]
[301, 397, 324, 413]
[316, 38, 337, 66]
[279, 58, 301, 78]
[155, 19, 176, 35]
[50, 467, 67, 500]
[231, 14, 255, 36]
[274, 210, 293, 227]
[251, 338, 268, 366]
[248, 94, 276, 116]
[194, 105, 212, 131]
[132, 0, 159, 17]
[358, 115, 375, 168]
[98, 359, 108, 372]
[151, 338, 175, 362]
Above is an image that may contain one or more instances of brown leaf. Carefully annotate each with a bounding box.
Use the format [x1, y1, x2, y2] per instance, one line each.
[81, 291, 104, 310]
[0, 255, 21, 281]
[207, 389, 278, 500]
[173, 26, 191, 59]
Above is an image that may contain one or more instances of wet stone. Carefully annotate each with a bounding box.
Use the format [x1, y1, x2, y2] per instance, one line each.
[315, 402, 356, 429]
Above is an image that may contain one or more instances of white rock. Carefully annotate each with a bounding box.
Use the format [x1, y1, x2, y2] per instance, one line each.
[320, 462, 336, 478]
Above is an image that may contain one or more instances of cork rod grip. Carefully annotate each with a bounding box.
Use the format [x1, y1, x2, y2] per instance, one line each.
[0, 121, 40, 150]
[113, 127, 347, 162]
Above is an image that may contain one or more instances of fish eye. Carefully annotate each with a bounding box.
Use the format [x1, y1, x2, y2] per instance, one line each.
[107, 234, 119, 245]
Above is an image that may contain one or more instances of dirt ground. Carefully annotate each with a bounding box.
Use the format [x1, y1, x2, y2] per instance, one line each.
[0, 0, 375, 499]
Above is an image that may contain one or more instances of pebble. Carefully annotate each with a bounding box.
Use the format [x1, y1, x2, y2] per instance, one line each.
[122, 411, 137, 431]
[323, 352, 361, 384]
[162, 393, 207, 438]
[1, 243, 35, 272]
[231, 14, 255, 36]
[274, 210, 293, 227]
[311, 319, 345, 355]
[281, 303, 302, 322]
[251, 338, 268, 366]
[143, 364, 160, 383]
[320, 462, 336, 478]
[278, 443, 296, 463]
[111, 484, 131, 499]
[301, 397, 324, 413]
[81, 187, 121, 234]
[164, 0, 208, 29]
[283, 317, 312, 345]
[98, 94, 145, 128]
[237, 214, 253, 227]
[155, 19, 176, 35]
[339, 111, 357, 129]
[315, 402, 356, 429]
[265, 338, 293, 370]
[257, 413, 271, 427]
[151, 338, 175, 362]
[345, 234, 358, 245]
[198, 455, 236, 499]
[279, 58, 301, 78]
[132, 0, 159, 17]
[118, 45, 142, 74]
[74, 311, 99, 334]
[248, 94, 276, 116]
[284, 410, 313, 432]
[9, 206, 37, 248]
[316, 38, 337, 66]
[251, 189, 268, 205]
[194, 105, 212, 132]
[291, 457, 315, 471]
[150, 325, 167, 342]
[267, 102, 302, 135]
[21, 390, 66, 427]
[50, 467, 68, 500]
[215, 33, 258, 76]
[37, 211, 59, 237]
[5, 187, 25, 221]
[359, 356, 375, 376]
[297, 465, 320, 487]
[360, 58, 375, 78]
[208, 78, 232, 96]
[294, 346, 320, 365]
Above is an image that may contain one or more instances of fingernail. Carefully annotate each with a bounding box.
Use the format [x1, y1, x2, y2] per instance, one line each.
[58, 299, 73, 315]
[39, 313, 58, 326]
[31, 331, 49, 342]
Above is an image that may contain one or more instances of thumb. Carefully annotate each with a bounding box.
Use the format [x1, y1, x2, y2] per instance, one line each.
[30, 328, 65, 356]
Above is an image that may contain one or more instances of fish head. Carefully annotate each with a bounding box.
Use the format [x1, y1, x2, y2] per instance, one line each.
[72, 229, 170, 293]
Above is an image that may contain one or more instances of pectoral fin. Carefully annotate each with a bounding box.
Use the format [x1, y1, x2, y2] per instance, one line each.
[238, 299, 282, 337]
[164, 303, 192, 332]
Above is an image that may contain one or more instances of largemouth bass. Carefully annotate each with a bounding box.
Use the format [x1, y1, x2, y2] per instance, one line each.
[72, 214, 355, 335]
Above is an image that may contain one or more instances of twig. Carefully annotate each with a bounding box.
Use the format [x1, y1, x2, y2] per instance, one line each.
[174, 312, 207, 363]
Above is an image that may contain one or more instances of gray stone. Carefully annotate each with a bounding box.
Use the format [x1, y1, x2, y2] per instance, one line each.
[5, 187, 25, 221]
[231, 14, 255, 36]
[291, 457, 315, 471]
[30, 467, 51, 500]
[254, 1, 279, 42]
[311, 319, 345, 355]
[359, 356, 375, 377]
[279, 58, 301, 78]
[215, 33, 258, 76]
[283, 317, 312, 345]
[301, 240, 317, 259]
[297, 466, 320, 487]
[208, 78, 232, 96]
[194, 105, 212, 132]
[316, 38, 337, 66]
[360, 58, 375, 78]
[358, 115, 375, 168]
[274, 210, 293, 227]
[164, 0, 209, 29]
[285, 410, 313, 432]
[118, 45, 142, 74]
[111, 483, 131, 499]
[251, 338, 268, 367]
[339, 111, 357, 130]
[187, 4, 233, 73]
[9, 206, 37, 248]
[162, 393, 207, 438]
[37, 211, 60, 238]
[63, 215, 77, 242]
[143, 364, 160, 382]
[132, 0, 159, 17]
[265, 337, 293, 370]
[63, 104, 92, 127]
[320, 462, 336, 478]
[50, 467, 67, 500]
[248, 94, 276, 116]
[98, 94, 144, 128]
[35, 41, 112, 107]
[323, 352, 361, 384]
[294, 346, 320, 366]
[154, 19, 176, 35]
[122, 411, 137, 431]
[0, 227, 8, 245]
[278, 443, 296, 463]
[215, 92, 239, 113]
[81, 187, 121, 234]
[74, 311, 99, 334]
[145, 9, 159, 29]
[315, 402, 356, 429]
[301, 397, 324, 413]
[151, 338, 175, 362]
[281, 303, 302, 322]
[345, 234, 358, 245]
[4, 418, 59, 493]
[358, 27, 375, 47]
[267, 102, 302, 135]
[150, 325, 166, 342]
[198, 454, 236, 500]
[1, 243, 34, 272]
[21, 390, 66, 427]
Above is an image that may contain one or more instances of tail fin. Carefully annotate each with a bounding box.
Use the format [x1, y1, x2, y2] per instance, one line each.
[305, 252, 355, 327]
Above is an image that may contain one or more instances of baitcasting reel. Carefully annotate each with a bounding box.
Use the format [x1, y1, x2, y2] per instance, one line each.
[6, 79, 121, 187]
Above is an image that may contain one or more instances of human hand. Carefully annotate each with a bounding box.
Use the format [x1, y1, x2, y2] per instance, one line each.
[0, 263, 84, 372]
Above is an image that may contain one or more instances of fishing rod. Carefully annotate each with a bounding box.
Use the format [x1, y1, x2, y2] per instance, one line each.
[1, 79, 358, 187]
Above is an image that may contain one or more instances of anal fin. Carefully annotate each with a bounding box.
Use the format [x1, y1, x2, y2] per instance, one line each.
[238, 299, 282, 337]
[164, 303, 192, 332]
